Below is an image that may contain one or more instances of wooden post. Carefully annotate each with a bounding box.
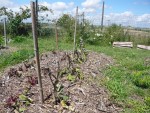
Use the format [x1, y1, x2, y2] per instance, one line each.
[31, 1, 44, 104]
[74, 6, 78, 51]
[101, 1, 105, 31]
[35, 0, 38, 17]
[35, 0, 39, 34]
[4, 18, 7, 47]
[82, 12, 84, 26]
[55, 23, 58, 50]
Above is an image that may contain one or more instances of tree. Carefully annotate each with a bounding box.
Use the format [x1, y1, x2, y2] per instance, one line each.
[105, 24, 125, 44]
[0, 7, 30, 37]
[0, 6, 52, 37]
[57, 14, 75, 38]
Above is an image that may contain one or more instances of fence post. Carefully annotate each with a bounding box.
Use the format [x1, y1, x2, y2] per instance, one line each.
[31, 1, 44, 104]
[4, 18, 7, 47]
[74, 6, 78, 52]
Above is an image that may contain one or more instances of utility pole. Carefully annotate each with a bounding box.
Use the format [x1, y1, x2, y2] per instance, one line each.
[31, 1, 44, 104]
[101, 1, 105, 31]
[4, 18, 7, 47]
[73, 6, 78, 52]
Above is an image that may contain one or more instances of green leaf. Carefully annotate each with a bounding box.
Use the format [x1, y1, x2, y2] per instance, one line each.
[67, 74, 76, 81]
[19, 107, 27, 112]
[60, 95, 69, 102]
[19, 94, 28, 101]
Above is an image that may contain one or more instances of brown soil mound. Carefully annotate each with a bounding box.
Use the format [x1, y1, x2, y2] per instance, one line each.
[0, 51, 122, 113]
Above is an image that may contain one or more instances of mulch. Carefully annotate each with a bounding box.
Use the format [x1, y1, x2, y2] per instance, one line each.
[0, 51, 122, 113]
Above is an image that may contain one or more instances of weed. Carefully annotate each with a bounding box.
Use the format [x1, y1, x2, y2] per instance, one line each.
[145, 97, 150, 107]
[132, 71, 150, 88]
[13, 36, 27, 43]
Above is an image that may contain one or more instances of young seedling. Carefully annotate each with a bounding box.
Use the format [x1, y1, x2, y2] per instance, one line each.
[27, 76, 38, 86]
[73, 38, 88, 63]
[5, 95, 18, 109]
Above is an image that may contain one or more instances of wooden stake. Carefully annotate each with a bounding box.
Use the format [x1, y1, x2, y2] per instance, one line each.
[101, 1, 105, 31]
[4, 18, 7, 47]
[74, 6, 78, 51]
[55, 23, 58, 50]
[31, 1, 44, 104]
[82, 12, 85, 26]
[35, 0, 39, 34]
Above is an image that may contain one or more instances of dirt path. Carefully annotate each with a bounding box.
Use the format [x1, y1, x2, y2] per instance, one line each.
[0, 51, 122, 113]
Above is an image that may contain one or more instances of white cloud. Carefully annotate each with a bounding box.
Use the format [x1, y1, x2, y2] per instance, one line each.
[38, 1, 74, 21]
[0, 0, 14, 7]
[83, 11, 150, 27]
[81, 0, 101, 8]
[83, 8, 96, 13]
[40, 2, 74, 11]
[136, 14, 150, 22]
[81, 0, 102, 14]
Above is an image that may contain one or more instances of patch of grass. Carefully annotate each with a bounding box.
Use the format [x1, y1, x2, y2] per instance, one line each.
[125, 99, 150, 113]
[0, 49, 33, 70]
[131, 71, 150, 88]
[13, 36, 27, 43]
[103, 66, 132, 101]
[0, 37, 73, 72]
[87, 45, 150, 112]
[145, 97, 150, 107]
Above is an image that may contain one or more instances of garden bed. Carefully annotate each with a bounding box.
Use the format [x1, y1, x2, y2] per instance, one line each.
[0, 51, 123, 113]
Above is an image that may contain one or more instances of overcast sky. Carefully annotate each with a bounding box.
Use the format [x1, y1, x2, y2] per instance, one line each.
[0, 0, 150, 28]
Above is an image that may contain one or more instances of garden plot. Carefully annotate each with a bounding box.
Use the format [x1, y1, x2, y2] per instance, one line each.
[0, 51, 122, 113]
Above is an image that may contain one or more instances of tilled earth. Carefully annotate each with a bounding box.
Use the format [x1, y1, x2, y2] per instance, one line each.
[0, 51, 122, 113]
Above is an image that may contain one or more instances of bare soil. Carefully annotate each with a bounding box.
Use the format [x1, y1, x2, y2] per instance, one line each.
[0, 51, 123, 113]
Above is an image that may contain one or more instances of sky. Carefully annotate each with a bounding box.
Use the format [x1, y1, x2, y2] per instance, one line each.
[0, 0, 150, 28]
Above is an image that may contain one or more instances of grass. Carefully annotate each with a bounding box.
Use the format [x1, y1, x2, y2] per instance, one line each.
[1, 36, 150, 112]
[0, 49, 33, 70]
[0, 37, 74, 71]
[87, 45, 150, 112]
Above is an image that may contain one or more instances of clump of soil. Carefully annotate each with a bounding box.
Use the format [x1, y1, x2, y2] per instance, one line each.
[0, 51, 122, 113]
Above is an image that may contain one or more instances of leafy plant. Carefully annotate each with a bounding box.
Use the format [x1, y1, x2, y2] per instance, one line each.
[74, 38, 88, 63]
[19, 94, 33, 106]
[0, 36, 4, 46]
[27, 76, 38, 86]
[5, 95, 18, 108]
[57, 14, 75, 38]
[0, 5, 52, 37]
[67, 74, 76, 81]
[145, 97, 150, 107]
[132, 71, 150, 88]
[13, 36, 26, 43]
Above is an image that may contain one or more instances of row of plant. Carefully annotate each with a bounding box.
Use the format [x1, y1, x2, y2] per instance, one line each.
[3, 38, 88, 112]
